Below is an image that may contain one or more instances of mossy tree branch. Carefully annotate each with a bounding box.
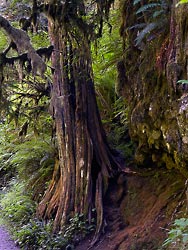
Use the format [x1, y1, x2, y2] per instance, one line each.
[2, 45, 53, 72]
[0, 15, 47, 76]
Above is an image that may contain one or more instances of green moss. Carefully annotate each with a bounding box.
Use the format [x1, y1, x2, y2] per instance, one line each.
[162, 153, 176, 169]
[173, 151, 188, 178]
[148, 130, 161, 146]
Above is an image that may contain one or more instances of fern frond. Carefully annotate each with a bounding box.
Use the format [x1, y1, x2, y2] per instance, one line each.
[136, 3, 161, 14]
[129, 23, 146, 30]
[177, 80, 188, 84]
[135, 22, 157, 46]
[133, 0, 141, 5]
[153, 9, 164, 18]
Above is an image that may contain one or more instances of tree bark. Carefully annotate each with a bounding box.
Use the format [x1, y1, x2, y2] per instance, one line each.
[37, 0, 122, 243]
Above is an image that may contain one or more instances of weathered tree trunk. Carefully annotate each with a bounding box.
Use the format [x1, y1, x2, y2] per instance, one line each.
[37, 0, 122, 243]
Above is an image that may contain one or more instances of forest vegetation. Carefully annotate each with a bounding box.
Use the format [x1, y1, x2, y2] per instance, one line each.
[0, 0, 188, 250]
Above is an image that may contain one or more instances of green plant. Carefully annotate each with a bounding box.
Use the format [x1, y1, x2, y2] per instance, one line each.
[63, 213, 96, 243]
[92, 8, 122, 131]
[0, 180, 35, 226]
[163, 218, 188, 249]
[177, 80, 188, 85]
[15, 219, 68, 250]
[132, 0, 170, 47]
[177, 0, 188, 6]
[9, 136, 54, 177]
[107, 97, 135, 161]
[0, 118, 55, 196]
[14, 213, 95, 250]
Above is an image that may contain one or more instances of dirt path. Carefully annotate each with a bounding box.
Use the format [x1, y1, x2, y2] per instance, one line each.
[0, 226, 19, 250]
[75, 168, 186, 250]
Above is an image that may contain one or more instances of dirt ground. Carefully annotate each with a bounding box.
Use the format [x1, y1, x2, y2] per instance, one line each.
[0, 226, 19, 250]
[75, 167, 187, 250]
[0, 167, 186, 250]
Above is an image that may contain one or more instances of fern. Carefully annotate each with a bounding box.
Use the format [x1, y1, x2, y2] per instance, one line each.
[135, 22, 157, 46]
[132, 0, 170, 47]
[133, 0, 141, 5]
[152, 9, 164, 18]
[10, 136, 54, 176]
[177, 80, 188, 84]
[129, 23, 146, 30]
[0, 181, 35, 225]
[136, 3, 161, 15]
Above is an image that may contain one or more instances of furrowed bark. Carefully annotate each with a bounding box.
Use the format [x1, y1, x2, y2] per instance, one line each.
[37, 0, 123, 244]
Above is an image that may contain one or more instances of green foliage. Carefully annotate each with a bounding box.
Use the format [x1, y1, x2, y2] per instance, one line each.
[177, 80, 188, 84]
[11, 137, 55, 199]
[10, 136, 55, 177]
[0, 176, 95, 249]
[63, 213, 96, 242]
[31, 31, 50, 49]
[0, 180, 35, 226]
[0, 123, 59, 249]
[163, 218, 188, 249]
[177, 0, 188, 6]
[14, 213, 95, 250]
[93, 9, 122, 92]
[132, 0, 170, 47]
[15, 219, 67, 250]
[92, 8, 135, 159]
[0, 123, 21, 185]
[92, 9, 122, 127]
[0, 30, 8, 52]
[0, 109, 54, 207]
[136, 3, 161, 15]
[108, 97, 135, 160]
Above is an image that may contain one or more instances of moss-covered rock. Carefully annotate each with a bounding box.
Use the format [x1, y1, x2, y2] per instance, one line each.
[119, 0, 188, 177]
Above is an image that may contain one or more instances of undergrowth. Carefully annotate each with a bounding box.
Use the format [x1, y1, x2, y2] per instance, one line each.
[14, 214, 95, 250]
[0, 125, 96, 249]
[0, 180, 35, 226]
[0, 179, 96, 249]
[162, 218, 188, 250]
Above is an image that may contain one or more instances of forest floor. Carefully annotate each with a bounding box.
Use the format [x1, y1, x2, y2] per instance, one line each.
[0, 225, 19, 250]
[75, 166, 187, 250]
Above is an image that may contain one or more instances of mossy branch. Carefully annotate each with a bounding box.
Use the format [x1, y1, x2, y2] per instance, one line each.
[3, 45, 53, 69]
[0, 15, 47, 76]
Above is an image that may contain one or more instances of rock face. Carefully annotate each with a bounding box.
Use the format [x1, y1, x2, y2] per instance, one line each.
[118, 0, 188, 177]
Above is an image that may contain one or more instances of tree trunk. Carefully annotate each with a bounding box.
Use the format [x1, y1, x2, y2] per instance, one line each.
[37, 0, 122, 243]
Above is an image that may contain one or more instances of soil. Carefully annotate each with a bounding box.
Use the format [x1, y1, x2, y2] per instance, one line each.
[0, 166, 186, 250]
[75, 166, 187, 250]
[0, 226, 19, 250]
